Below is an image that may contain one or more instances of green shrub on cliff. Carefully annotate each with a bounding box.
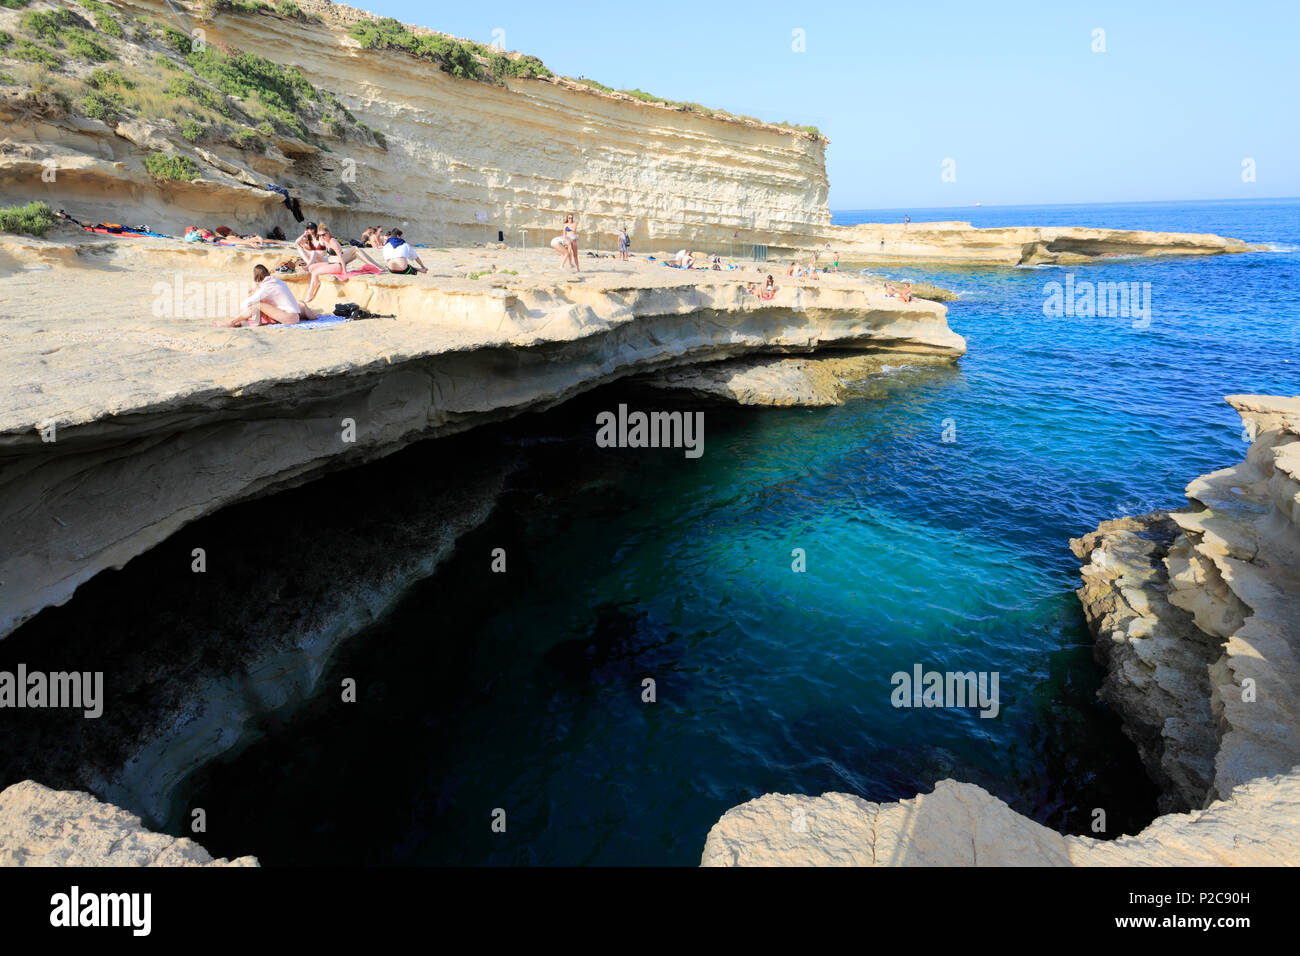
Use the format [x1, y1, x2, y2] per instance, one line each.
[160, 26, 191, 54]
[0, 30, 12, 47]
[12, 39, 58, 68]
[88, 68, 134, 91]
[232, 129, 264, 152]
[19, 9, 75, 41]
[185, 46, 315, 138]
[201, 0, 270, 15]
[66, 32, 114, 62]
[77, 0, 124, 38]
[79, 89, 126, 121]
[0, 200, 58, 237]
[0, 0, 31, 8]
[143, 152, 198, 181]
[273, 0, 319, 22]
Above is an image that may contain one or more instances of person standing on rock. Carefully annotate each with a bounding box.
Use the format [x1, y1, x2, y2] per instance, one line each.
[617, 226, 629, 261]
[551, 214, 579, 270]
[562, 214, 580, 271]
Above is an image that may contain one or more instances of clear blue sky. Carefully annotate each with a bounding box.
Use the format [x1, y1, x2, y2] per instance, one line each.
[366, 0, 1299, 209]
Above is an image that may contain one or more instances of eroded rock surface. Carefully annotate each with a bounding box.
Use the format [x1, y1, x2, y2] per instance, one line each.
[643, 352, 956, 406]
[0, 780, 257, 866]
[702, 770, 1300, 866]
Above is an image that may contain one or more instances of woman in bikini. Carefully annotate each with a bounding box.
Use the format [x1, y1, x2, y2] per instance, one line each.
[302, 227, 382, 302]
[550, 214, 580, 271]
[760, 275, 777, 300]
[296, 223, 329, 266]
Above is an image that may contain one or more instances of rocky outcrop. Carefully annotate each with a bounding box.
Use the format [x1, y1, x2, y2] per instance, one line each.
[1069, 513, 1222, 811]
[702, 771, 1300, 866]
[643, 351, 956, 406]
[1072, 395, 1300, 807]
[0, 236, 964, 640]
[702, 393, 1300, 865]
[830, 221, 1259, 265]
[0, 780, 257, 866]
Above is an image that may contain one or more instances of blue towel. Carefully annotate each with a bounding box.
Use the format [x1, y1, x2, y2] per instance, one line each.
[265, 314, 353, 330]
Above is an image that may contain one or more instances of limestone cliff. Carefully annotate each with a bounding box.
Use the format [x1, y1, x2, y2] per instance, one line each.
[0, 0, 831, 250]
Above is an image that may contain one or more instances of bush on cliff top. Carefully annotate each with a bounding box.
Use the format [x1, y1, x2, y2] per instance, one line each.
[347, 18, 552, 83]
[0, 201, 58, 237]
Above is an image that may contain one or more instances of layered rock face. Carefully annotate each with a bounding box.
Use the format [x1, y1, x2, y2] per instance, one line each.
[0, 780, 257, 866]
[702, 394, 1300, 865]
[1072, 395, 1300, 808]
[1, 0, 831, 250]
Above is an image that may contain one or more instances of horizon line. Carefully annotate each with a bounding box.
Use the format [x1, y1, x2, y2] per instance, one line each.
[830, 195, 1300, 213]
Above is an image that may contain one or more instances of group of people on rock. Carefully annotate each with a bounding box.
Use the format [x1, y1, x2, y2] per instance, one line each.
[883, 281, 913, 302]
[225, 221, 429, 326]
[295, 222, 428, 300]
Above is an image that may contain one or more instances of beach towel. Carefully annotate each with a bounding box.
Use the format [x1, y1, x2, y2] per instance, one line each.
[264, 314, 352, 330]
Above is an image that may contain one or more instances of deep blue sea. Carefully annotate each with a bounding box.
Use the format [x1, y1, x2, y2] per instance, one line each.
[181, 198, 1298, 865]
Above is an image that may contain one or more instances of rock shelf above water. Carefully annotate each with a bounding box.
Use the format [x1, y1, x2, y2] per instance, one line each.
[0, 236, 964, 640]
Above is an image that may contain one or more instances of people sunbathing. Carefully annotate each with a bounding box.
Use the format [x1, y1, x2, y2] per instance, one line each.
[760, 275, 777, 300]
[296, 223, 329, 265]
[302, 226, 383, 302]
[184, 226, 269, 247]
[213, 226, 267, 247]
[226, 264, 319, 326]
[381, 228, 428, 275]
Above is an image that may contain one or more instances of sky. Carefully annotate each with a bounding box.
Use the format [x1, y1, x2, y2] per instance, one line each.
[364, 0, 1299, 210]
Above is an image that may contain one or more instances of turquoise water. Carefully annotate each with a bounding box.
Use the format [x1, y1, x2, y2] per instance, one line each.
[181, 199, 1299, 865]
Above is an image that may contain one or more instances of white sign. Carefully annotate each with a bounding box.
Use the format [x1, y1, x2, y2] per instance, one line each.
[475, 210, 488, 224]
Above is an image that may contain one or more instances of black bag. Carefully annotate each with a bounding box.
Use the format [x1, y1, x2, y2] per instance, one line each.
[333, 302, 376, 319]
